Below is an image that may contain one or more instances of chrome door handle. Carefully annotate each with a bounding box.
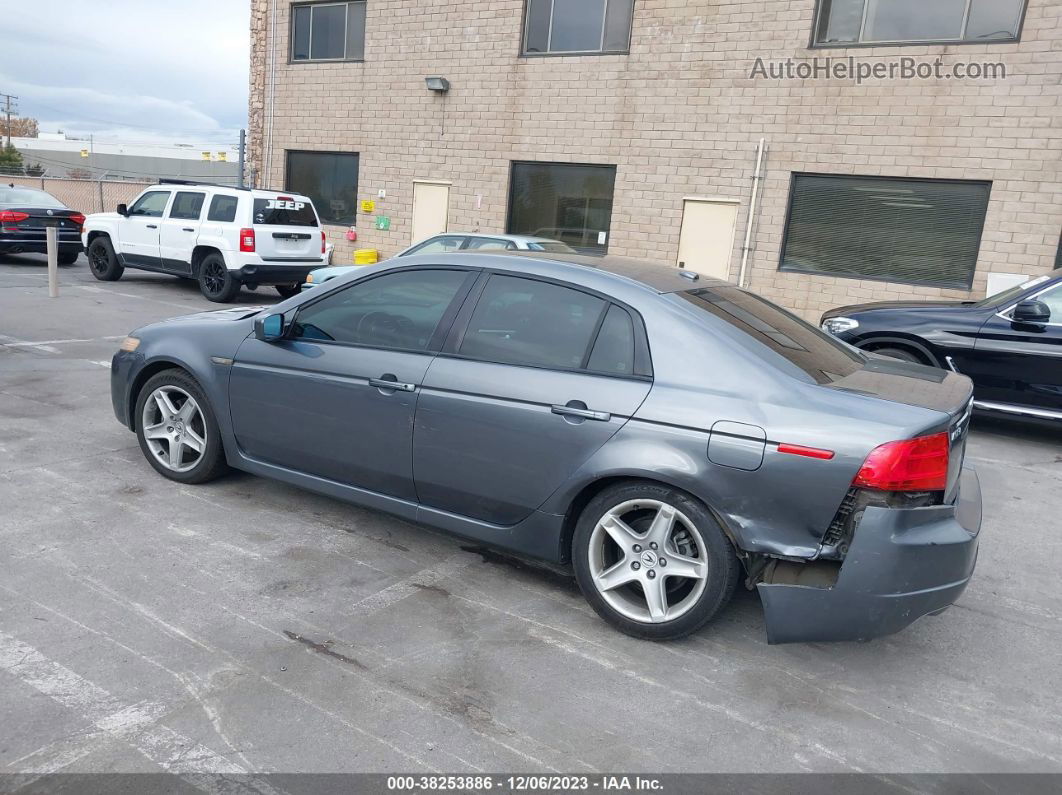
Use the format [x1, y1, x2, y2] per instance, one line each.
[551, 404, 611, 422]
[369, 377, 416, 393]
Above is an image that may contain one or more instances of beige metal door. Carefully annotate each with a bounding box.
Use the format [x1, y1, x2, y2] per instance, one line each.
[676, 198, 739, 281]
[411, 181, 450, 244]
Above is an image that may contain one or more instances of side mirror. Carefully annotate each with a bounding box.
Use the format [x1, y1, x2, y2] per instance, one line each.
[116, 203, 128, 216]
[1013, 299, 1050, 326]
[254, 313, 287, 342]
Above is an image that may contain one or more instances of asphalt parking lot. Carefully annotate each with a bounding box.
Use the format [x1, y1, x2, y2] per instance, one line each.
[2, 253, 1062, 778]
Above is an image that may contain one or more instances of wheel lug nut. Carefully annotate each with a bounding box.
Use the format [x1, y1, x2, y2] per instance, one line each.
[647, 570, 656, 579]
[650, 542, 658, 550]
[631, 562, 641, 571]
[632, 544, 642, 553]
[167, 427, 173, 432]
[659, 558, 667, 567]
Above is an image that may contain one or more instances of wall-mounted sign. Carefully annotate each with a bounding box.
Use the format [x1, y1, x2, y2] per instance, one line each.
[201, 152, 211, 161]
[79, 149, 89, 158]
[374, 215, 391, 231]
[361, 199, 376, 214]
[217, 152, 227, 162]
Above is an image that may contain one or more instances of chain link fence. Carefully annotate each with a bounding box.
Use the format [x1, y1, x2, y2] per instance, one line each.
[1, 175, 152, 214]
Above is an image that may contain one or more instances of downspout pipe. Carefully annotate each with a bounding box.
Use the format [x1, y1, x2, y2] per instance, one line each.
[738, 138, 766, 289]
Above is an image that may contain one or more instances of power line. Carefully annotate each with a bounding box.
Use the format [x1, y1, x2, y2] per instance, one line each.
[1, 92, 18, 148]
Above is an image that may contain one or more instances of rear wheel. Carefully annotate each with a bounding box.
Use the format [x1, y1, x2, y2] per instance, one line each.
[275, 284, 300, 299]
[58, 251, 80, 266]
[88, 237, 123, 281]
[572, 481, 742, 640]
[873, 346, 925, 365]
[198, 254, 240, 303]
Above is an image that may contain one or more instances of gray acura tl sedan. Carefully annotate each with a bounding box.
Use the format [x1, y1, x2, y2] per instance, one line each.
[110, 252, 982, 644]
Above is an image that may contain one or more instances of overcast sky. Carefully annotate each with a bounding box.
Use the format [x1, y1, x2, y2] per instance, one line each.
[0, 0, 249, 146]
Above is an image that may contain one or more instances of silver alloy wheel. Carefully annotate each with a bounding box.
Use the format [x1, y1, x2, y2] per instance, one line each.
[141, 386, 207, 473]
[588, 499, 709, 624]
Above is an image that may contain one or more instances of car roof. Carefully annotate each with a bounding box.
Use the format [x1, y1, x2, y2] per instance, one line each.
[420, 232, 559, 244]
[396, 250, 729, 295]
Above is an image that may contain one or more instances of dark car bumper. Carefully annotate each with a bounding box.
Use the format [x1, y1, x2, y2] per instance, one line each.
[238, 263, 317, 286]
[757, 466, 982, 644]
[0, 238, 82, 256]
[111, 349, 142, 430]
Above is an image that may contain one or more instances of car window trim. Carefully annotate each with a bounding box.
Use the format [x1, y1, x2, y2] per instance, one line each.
[441, 269, 654, 380]
[289, 264, 481, 354]
[129, 190, 173, 218]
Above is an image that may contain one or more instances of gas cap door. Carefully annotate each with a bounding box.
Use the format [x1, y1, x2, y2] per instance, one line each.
[707, 421, 767, 471]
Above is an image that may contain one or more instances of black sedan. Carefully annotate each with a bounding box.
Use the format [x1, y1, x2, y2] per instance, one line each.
[0, 184, 84, 264]
[822, 269, 1062, 421]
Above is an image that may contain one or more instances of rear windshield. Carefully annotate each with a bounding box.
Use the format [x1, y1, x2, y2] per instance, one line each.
[252, 197, 318, 227]
[0, 187, 65, 208]
[679, 286, 865, 384]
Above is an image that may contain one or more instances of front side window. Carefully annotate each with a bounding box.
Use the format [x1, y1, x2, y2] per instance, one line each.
[1027, 284, 1062, 321]
[128, 191, 171, 217]
[406, 235, 468, 255]
[524, 0, 634, 54]
[459, 275, 606, 370]
[286, 151, 359, 226]
[292, 1, 366, 61]
[169, 192, 205, 221]
[814, 0, 1026, 46]
[779, 174, 991, 290]
[507, 162, 616, 255]
[293, 269, 468, 350]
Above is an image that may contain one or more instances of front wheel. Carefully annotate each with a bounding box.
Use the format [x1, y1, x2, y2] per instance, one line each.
[275, 283, 300, 299]
[87, 237, 123, 281]
[572, 481, 742, 641]
[135, 369, 229, 484]
[198, 254, 240, 302]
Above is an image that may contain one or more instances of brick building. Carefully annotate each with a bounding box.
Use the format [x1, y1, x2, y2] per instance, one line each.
[248, 0, 1061, 320]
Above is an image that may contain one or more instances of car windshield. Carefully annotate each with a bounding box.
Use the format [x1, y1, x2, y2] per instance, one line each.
[974, 273, 1055, 308]
[252, 197, 318, 227]
[526, 240, 577, 253]
[0, 187, 65, 208]
[679, 286, 866, 384]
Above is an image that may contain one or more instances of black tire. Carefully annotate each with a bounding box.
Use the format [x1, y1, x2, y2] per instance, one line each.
[87, 237, 124, 281]
[874, 346, 925, 365]
[572, 481, 742, 641]
[134, 369, 229, 485]
[275, 283, 300, 299]
[58, 251, 80, 266]
[197, 253, 240, 303]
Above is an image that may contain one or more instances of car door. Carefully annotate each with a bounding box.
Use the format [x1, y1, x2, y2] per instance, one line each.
[121, 190, 170, 268]
[413, 273, 652, 525]
[228, 267, 477, 500]
[159, 191, 205, 274]
[969, 281, 1062, 411]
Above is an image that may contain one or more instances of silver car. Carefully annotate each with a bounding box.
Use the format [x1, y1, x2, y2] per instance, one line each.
[111, 252, 981, 643]
[302, 233, 577, 289]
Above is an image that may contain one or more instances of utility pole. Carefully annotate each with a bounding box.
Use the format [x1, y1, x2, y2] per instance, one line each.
[238, 128, 246, 188]
[1, 92, 18, 147]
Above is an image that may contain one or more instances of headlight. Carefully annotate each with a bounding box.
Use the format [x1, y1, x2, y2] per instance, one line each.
[119, 336, 140, 352]
[822, 317, 859, 335]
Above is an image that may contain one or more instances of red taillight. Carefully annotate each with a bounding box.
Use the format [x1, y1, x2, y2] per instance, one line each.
[239, 227, 256, 252]
[0, 210, 29, 222]
[69, 213, 86, 226]
[853, 432, 950, 492]
[321, 229, 326, 254]
[778, 443, 835, 460]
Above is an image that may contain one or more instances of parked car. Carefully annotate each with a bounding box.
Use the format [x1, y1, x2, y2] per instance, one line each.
[0, 184, 84, 264]
[82, 180, 327, 302]
[302, 233, 577, 289]
[821, 269, 1062, 421]
[111, 252, 981, 644]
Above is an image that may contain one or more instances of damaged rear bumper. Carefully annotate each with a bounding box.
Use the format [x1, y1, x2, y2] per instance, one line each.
[757, 466, 981, 644]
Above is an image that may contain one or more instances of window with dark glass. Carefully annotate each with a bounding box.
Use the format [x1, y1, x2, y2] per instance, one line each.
[507, 162, 616, 254]
[587, 305, 635, 375]
[207, 194, 238, 223]
[779, 174, 990, 290]
[814, 0, 1025, 46]
[523, 0, 634, 54]
[405, 235, 467, 255]
[286, 151, 359, 226]
[459, 275, 606, 370]
[292, 1, 366, 61]
[293, 269, 467, 349]
[252, 198, 318, 227]
[169, 192, 205, 220]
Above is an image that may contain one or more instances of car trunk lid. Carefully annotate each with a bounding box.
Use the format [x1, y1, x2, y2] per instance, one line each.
[1, 207, 83, 240]
[251, 196, 321, 260]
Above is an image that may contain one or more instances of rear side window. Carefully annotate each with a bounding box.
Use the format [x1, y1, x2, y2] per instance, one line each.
[128, 191, 170, 217]
[253, 197, 318, 227]
[207, 194, 238, 223]
[459, 275, 606, 370]
[587, 305, 635, 376]
[679, 287, 864, 384]
[169, 192, 205, 220]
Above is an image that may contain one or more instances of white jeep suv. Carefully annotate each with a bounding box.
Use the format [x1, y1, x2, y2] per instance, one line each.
[82, 180, 326, 302]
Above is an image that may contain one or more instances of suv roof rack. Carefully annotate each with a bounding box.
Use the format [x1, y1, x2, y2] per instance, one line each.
[158, 178, 251, 192]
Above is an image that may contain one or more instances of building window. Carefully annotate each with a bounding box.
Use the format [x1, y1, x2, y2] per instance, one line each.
[286, 151, 359, 226]
[507, 162, 616, 254]
[813, 0, 1025, 46]
[523, 0, 634, 55]
[779, 174, 991, 290]
[292, 1, 366, 61]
